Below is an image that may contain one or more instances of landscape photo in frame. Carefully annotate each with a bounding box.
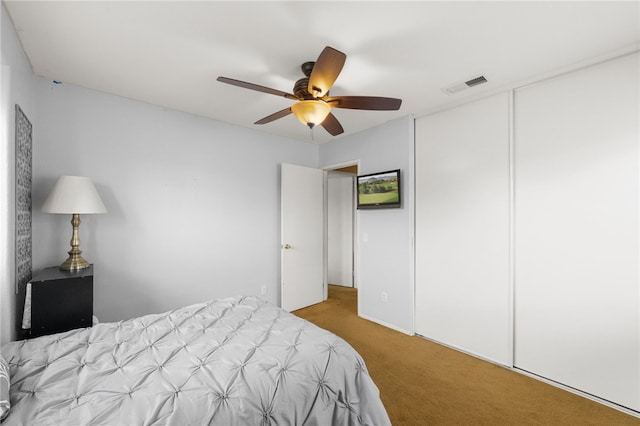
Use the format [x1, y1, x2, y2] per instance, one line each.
[357, 169, 401, 209]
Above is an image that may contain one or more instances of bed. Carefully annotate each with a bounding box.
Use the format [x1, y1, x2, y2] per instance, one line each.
[0, 296, 390, 425]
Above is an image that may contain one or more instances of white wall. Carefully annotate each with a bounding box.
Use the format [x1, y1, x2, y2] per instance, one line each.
[32, 78, 318, 323]
[319, 116, 414, 333]
[0, 3, 35, 345]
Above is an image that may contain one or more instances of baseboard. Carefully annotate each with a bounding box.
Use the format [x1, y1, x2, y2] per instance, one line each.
[415, 333, 511, 368]
[514, 368, 640, 419]
[415, 334, 639, 418]
[358, 313, 413, 336]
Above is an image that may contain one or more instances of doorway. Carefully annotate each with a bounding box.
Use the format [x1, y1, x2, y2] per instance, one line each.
[326, 164, 358, 303]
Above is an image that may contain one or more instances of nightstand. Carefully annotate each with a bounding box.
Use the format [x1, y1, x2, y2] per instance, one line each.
[18, 265, 94, 338]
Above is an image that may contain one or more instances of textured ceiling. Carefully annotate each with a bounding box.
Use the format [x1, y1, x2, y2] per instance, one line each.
[4, 1, 639, 143]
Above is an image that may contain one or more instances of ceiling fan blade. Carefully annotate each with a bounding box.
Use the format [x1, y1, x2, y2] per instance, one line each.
[217, 76, 298, 101]
[308, 46, 346, 98]
[320, 112, 344, 136]
[326, 96, 402, 111]
[254, 107, 293, 125]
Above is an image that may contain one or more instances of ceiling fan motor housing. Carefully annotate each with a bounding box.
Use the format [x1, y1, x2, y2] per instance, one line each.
[294, 77, 326, 100]
[294, 77, 311, 99]
[295, 61, 326, 100]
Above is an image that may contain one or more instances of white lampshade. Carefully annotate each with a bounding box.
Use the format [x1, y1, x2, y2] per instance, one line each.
[41, 176, 107, 214]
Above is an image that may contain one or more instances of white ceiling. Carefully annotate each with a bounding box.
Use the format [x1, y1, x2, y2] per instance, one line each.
[4, 1, 639, 144]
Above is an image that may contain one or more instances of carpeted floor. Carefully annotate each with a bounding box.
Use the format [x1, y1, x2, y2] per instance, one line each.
[293, 285, 639, 426]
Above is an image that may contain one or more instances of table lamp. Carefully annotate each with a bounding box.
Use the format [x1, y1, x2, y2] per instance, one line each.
[41, 176, 107, 271]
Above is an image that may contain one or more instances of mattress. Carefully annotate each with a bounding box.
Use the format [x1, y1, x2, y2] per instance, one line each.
[1, 296, 390, 425]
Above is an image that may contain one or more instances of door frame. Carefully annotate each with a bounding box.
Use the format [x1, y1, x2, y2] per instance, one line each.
[323, 161, 359, 312]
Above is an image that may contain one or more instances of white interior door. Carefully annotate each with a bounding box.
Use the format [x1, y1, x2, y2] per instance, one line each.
[327, 171, 354, 287]
[281, 163, 324, 311]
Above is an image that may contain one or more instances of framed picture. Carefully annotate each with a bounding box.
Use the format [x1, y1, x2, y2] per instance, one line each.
[357, 169, 401, 209]
[15, 104, 32, 294]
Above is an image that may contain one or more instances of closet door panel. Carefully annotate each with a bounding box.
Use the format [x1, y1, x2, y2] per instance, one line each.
[514, 53, 639, 411]
[415, 93, 511, 366]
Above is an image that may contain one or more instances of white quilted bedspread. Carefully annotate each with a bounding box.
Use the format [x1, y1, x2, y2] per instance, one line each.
[1, 296, 390, 426]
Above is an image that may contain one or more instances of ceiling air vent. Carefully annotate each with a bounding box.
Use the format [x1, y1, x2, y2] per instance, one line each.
[465, 75, 487, 87]
[443, 75, 488, 95]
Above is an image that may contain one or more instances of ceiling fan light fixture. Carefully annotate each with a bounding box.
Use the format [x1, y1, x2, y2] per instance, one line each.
[217, 46, 400, 136]
[291, 100, 331, 128]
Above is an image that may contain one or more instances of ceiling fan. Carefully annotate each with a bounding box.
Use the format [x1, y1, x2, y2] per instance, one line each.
[217, 46, 402, 136]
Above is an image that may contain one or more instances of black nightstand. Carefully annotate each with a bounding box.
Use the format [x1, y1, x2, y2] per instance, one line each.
[17, 265, 94, 338]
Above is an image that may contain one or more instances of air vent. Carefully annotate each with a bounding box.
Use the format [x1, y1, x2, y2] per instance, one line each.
[465, 75, 487, 87]
[443, 75, 488, 95]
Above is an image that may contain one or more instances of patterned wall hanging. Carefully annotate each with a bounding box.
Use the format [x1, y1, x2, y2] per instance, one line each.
[15, 105, 32, 294]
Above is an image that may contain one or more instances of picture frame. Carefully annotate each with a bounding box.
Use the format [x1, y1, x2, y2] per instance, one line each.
[15, 104, 32, 294]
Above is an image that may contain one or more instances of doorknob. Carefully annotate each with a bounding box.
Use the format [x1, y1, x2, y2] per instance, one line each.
[282, 243, 292, 249]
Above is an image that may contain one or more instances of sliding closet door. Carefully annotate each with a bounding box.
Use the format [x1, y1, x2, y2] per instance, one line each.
[514, 53, 639, 411]
[415, 93, 511, 366]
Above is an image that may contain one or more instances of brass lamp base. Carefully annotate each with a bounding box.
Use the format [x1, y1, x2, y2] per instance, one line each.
[59, 213, 92, 271]
[59, 253, 91, 271]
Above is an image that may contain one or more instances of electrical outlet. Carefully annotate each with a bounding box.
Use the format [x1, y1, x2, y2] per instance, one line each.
[381, 291, 388, 303]
[261, 285, 267, 296]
